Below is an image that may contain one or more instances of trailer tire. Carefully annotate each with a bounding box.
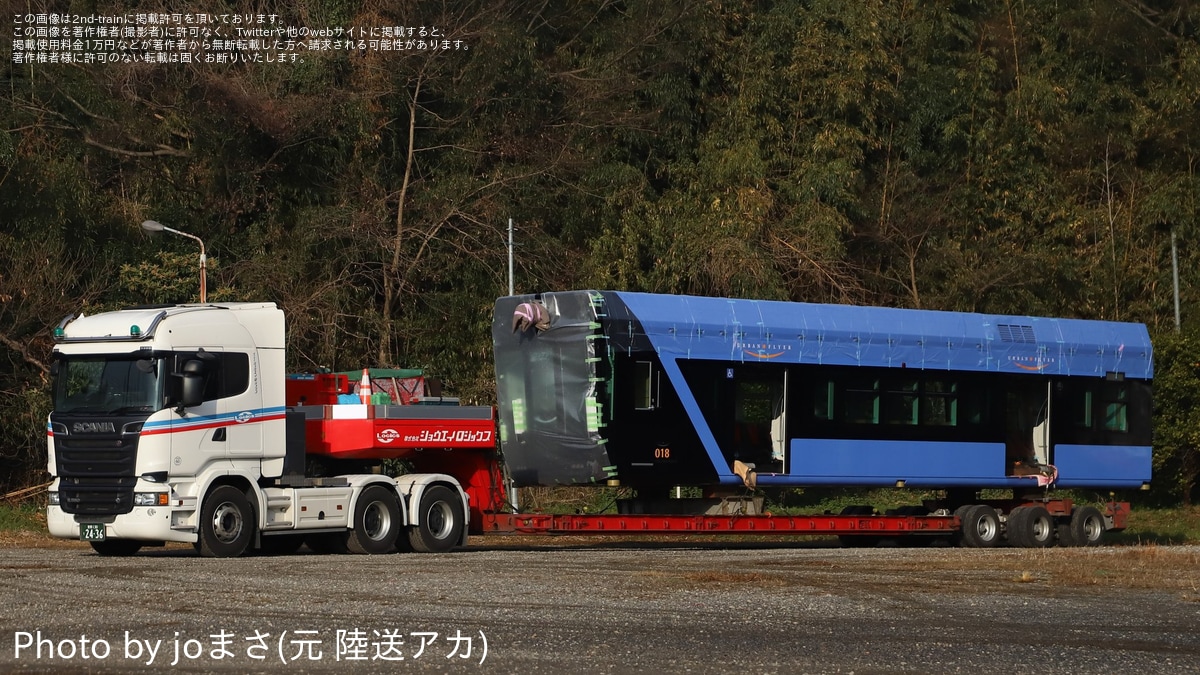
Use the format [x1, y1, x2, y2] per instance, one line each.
[1065, 505, 1105, 547]
[90, 539, 143, 557]
[408, 485, 464, 553]
[956, 505, 1001, 548]
[198, 485, 255, 558]
[347, 486, 401, 554]
[1008, 505, 1055, 548]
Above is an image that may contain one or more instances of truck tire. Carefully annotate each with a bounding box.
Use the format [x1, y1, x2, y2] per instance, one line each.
[198, 485, 255, 558]
[1007, 505, 1054, 548]
[408, 485, 464, 553]
[1064, 505, 1105, 547]
[956, 504, 1001, 548]
[90, 539, 143, 557]
[346, 485, 401, 554]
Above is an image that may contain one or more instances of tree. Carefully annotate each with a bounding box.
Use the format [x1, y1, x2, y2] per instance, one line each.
[1148, 329, 1200, 505]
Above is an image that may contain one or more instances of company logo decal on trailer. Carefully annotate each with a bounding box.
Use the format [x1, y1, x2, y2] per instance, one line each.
[377, 428, 400, 444]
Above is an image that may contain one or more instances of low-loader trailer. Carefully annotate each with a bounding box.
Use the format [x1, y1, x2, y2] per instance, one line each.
[45, 292, 1151, 556]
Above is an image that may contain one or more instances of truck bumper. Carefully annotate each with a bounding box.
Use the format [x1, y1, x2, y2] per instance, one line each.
[47, 505, 197, 544]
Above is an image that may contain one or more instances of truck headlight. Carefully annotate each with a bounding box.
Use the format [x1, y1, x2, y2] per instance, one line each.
[133, 492, 169, 506]
[48, 492, 60, 506]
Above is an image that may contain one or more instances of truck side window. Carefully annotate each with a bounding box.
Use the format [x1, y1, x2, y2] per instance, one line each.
[216, 353, 250, 399]
[169, 352, 252, 403]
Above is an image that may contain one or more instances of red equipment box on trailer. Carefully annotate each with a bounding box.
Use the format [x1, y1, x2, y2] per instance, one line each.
[286, 370, 497, 460]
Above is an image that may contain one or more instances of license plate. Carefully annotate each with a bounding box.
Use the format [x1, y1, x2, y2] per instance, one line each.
[80, 523, 106, 542]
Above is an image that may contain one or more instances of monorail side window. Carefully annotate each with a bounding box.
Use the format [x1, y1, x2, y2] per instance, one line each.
[634, 361, 656, 410]
[843, 377, 880, 424]
[1102, 384, 1128, 433]
[923, 380, 958, 426]
[812, 380, 834, 421]
[883, 378, 919, 425]
[1073, 389, 1094, 429]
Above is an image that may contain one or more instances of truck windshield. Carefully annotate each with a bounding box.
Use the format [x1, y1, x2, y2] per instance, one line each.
[54, 356, 165, 415]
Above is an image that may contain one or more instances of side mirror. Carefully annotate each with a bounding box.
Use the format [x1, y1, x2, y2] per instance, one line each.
[179, 359, 206, 409]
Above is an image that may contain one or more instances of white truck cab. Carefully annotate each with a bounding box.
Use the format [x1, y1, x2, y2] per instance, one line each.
[46, 303, 469, 557]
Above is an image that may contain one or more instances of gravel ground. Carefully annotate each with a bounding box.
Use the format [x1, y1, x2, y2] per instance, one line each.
[1, 538, 1199, 674]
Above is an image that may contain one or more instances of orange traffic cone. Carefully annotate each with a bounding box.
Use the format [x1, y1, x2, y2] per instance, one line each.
[358, 368, 371, 404]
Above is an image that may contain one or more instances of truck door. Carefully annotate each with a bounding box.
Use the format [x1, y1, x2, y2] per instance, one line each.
[216, 351, 262, 460]
[167, 351, 222, 478]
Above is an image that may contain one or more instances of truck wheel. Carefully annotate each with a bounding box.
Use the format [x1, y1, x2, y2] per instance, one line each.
[1008, 505, 1054, 548]
[956, 504, 1001, 548]
[347, 486, 401, 554]
[1066, 505, 1105, 547]
[408, 485, 464, 553]
[198, 485, 255, 558]
[90, 539, 142, 557]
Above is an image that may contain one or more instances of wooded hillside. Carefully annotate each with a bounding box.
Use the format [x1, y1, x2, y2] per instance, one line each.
[2, 0, 1198, 502]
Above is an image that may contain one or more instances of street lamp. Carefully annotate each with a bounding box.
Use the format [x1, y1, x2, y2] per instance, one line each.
[140, 220, 207, 303]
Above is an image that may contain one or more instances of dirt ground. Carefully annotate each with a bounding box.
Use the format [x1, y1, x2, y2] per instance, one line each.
[1, 535, 1198, 674]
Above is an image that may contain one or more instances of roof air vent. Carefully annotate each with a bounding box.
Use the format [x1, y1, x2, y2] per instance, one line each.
[997, 324, 1036, 343]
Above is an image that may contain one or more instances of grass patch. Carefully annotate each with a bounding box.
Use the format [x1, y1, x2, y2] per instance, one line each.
[1111, 505, 1200, 545]
[0, 502, 46, 533]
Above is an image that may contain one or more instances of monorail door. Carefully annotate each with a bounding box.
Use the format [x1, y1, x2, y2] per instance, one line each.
[730, 365, 788, 475]
[1005, 379, 1051, 475]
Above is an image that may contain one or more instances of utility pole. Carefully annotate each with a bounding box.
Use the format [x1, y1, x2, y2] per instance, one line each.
[1172, 227, 1181, 332]
[506, 219, 516, 295]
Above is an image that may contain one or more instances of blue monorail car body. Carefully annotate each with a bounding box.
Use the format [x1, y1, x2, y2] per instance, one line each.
[493, 291, 1152, 493]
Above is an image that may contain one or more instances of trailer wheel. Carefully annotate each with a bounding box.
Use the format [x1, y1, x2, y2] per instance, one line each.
[1008, 505, 1055, 548]
[1065, 505, 1105, 547]
[198, 485, 255, 558]
[347, 486, 401, 554]
[408, 485, 464, 553]
[89, 539, 143, 557]
[956, 505, 1001, 548]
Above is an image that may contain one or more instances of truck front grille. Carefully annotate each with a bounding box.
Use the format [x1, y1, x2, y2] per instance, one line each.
[54, 424, 139, 516]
